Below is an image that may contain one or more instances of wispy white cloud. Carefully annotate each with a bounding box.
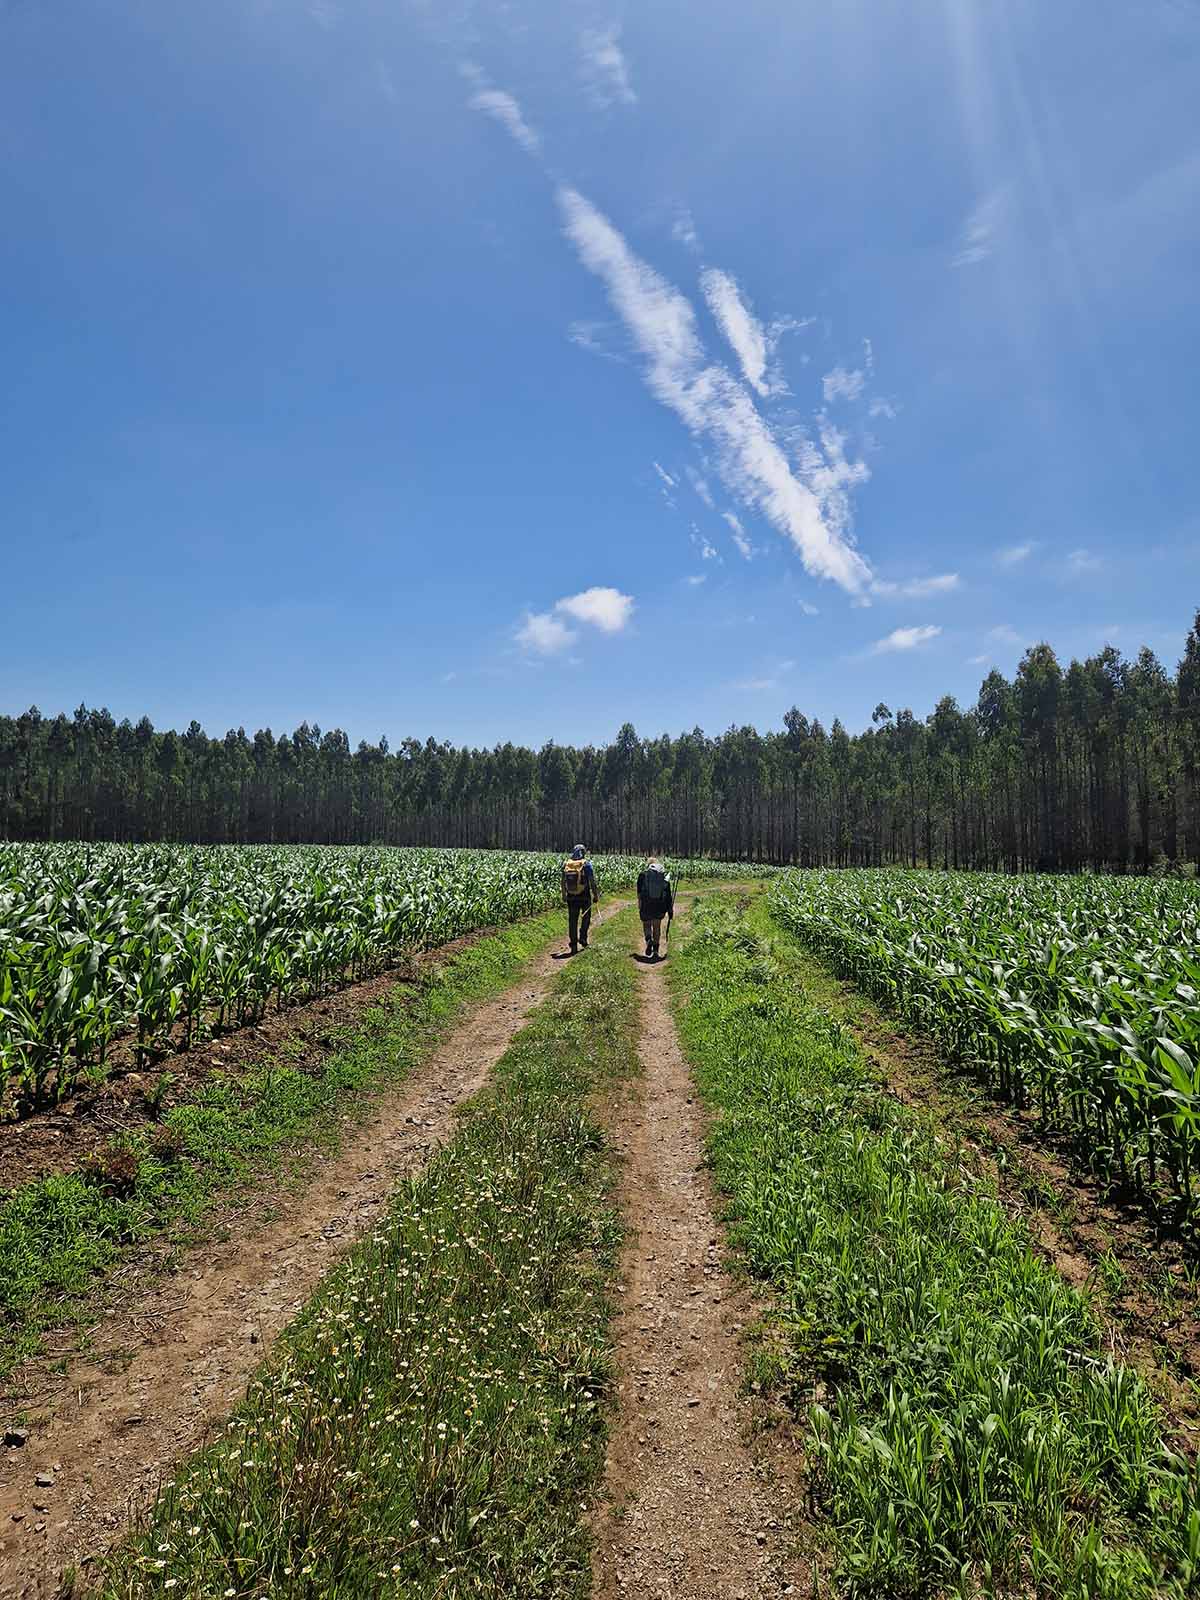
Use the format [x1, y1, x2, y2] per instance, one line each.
[691, 527, 720, 561]
[701, 269, 776, 398]
[580, 23, 636, 108]
[462, 65, 541, 155]
[872, 624, 942, 654]
[686, 466, 714, 508]
[868, 396, 898, 421]
[967, 622, 1025, 667]
[684, 573, 707, 586]
[871, 573, 961, 600]
[723, 510, 753, 560]
[516, 585, 634, 654]
[558, 187, 873, 595]
[556, 585, 634, 632]
[1067, 546, 1103, 573]
[822, 365, 866, 404]
[996, 541, 1036, 567]
[952, 189, 1006, 267]
[798, 599, 819, 616]
[671, 206, 700, 252]
[567, 320, 626, 362]
[735, 656, 795, 690]
[652, 461, 677, 489]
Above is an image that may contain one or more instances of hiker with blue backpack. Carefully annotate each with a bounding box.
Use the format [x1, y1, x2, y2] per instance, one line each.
[637, 857, 674, 961]
[561, 845, 600, 954]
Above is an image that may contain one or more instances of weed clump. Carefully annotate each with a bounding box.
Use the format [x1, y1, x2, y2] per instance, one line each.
[81, 1140, 141, 1197]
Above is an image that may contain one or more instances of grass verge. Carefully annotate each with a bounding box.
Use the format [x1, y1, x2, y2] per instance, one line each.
[669, 890, 1200, 1599]
[0, 905, 574, 1379]
[94, 905, 641, 1600]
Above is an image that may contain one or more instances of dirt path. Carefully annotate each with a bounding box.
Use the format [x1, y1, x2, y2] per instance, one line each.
[592, 903, 808, 1600]
[0, 901, 625, 1600]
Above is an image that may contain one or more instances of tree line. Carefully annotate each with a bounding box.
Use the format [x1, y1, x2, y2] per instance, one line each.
[4, 613, 1200, 871]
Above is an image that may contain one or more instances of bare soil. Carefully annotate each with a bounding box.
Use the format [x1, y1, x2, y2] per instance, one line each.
[591, 901, 815, 1600]
[806, 957, 1200, 1449]
[0, 901, 627, 1600]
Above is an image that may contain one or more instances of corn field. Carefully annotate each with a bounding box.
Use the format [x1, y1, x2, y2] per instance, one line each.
[0, 844, 762, 1112]
[772, 869, 1200, 1214]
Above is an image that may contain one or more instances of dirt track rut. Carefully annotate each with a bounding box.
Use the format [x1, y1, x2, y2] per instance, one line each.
[592, 905, 807, 1600]
[0, 902, 625, 1600]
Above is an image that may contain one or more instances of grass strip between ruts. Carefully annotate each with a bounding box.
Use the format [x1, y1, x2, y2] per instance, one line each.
[0, 904, 575, 1379]
[668, 890, 1200, 1600]
[95, 902, 641, 1600]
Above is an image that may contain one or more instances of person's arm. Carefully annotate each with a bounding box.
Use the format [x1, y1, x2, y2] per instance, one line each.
[589, 862, 600, 902]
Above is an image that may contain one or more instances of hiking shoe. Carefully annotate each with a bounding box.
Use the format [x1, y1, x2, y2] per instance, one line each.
[652, 944, 660, 959]
[645, 940, 653, 957]
[580, 938, 588, 948]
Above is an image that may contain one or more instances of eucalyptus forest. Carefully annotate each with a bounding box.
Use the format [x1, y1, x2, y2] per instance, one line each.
[3, 614, 1200, 871]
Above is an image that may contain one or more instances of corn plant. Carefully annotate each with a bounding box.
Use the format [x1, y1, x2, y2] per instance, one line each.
[772, 869, 1200, 1220]
[0, 843, 771, 1111]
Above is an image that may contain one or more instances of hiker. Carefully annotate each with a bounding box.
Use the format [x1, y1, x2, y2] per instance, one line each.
[561, 845, 599, 953]
[637, 856, 673, 961]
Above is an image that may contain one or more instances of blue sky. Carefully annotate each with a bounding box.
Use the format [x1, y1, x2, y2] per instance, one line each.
[3, 0, 1198, 750]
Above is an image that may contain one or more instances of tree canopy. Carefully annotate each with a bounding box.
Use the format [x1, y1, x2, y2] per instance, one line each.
[4, 616, 1199, 871]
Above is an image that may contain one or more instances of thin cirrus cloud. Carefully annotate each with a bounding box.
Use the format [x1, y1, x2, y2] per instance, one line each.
[691, 526, 720, 562]
[822, 365, 866, 404]
[1067, 546, 1103, 573]
[699, 270, 811, 399]
[464, 78, 873, 598]
[996, 541, 1036, 566]
[736, 657, 796, 691]
[967, 623, 1025, 666]
[462, 64, 542, 155]
[557, 187, 874, 596]
[723, 511, 753, 560]
[516, 586, 634, 655]
[700, 269, 777, 398]
[872, 624, 942, 654]
[686, 465, 714, 509]
[567, 320, 625, 362]
[871, 573, 960, 599]
[580, 24, 636, 107]
[952, 188, 1007, 268]
[672, 205, 700, 251]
